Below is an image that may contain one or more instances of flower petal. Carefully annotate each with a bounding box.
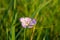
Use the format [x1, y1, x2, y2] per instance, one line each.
[25, 17, 31, 22]
[19, 17, 36, 28]
[20, 18, 25, 22]
[29, 19, 36, 25]
[21, 23, 27, 28]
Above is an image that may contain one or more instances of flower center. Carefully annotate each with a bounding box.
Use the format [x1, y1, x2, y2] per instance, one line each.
[25, 21, 30, 26]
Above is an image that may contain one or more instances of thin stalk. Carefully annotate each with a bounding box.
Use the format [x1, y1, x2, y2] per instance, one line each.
[36, 27, 43, 40]
[24, 28, 26, 40]
[11, 12, 17, 40]
[30, 26, 35, 40]
[16, 28, 23, 39]
[31, 0, 52, 18]
[24, 0, 28, 16]
[6, 21, 9, 40]
[6, 28, 8, 40]
[11, 26, 15, 40]
[11, 0, 17, 40]
[45, 29, 49, 40]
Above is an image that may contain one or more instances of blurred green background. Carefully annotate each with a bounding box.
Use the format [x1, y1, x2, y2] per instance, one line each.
[0, 0, 60, 40]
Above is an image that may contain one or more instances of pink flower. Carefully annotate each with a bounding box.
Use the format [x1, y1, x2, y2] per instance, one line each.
[20, 17, 36, 28]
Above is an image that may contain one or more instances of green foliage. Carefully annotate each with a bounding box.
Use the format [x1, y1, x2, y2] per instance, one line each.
[0, 0, 60, 40]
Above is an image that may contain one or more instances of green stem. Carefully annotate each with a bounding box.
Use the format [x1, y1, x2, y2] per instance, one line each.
[14, 0, 16, 9]
[11, 0, 17, 40]
[31, 0, 52, 18]
[16, 28, 23, 39]
[11, 26, 15, 40]
[24, 28, 26, 40]
[6, 28, 8, 40]
[36, 27, 43, 40]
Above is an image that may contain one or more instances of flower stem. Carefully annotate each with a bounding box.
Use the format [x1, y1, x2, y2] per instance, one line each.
[30, 26, 35, 40]
[24, 28, 26, 40]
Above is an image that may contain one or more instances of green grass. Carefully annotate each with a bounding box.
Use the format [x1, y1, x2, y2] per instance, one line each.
[0, 0, 60, 40]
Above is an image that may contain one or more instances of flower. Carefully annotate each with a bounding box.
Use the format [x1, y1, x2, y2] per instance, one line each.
[20, 17, 36, 28]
